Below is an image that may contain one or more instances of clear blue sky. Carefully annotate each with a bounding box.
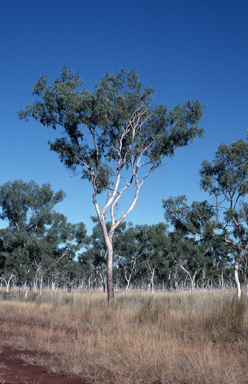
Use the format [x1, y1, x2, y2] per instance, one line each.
[1, 0, 248, 234]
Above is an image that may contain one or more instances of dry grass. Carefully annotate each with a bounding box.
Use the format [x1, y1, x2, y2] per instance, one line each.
[0, 289, 247, 383]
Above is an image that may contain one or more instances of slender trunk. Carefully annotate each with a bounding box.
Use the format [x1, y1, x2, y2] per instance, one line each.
[87, 276, 91, 291]
[103, 272, 106, 292]
[24, 282, 28, 300]
[221, 270, 224, 292]
[52, 280, 56, 291]
[244, 258, 248, 299]
[234, 258, 241, 300]
[39, 276, 43, 295]
[106, 245, 114, 304]
[173, 266, 178, 291]
[125, 278, 131, 293]
[93, 269, 96, 292]
[167, 270, 171, 291]
[151, 273, 154, 293]
[201, 266, 206, 289]
[97, 214, 114, 303]
[190, 277, 194, 292]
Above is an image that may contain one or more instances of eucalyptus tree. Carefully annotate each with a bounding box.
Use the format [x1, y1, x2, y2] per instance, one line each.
[0, 180, 87, 295]
[163, 195, 215, 238]
[136, 223, 169, 291]
[200, 139, 248, 299]
[114, 223, 151, 292]
[209, 240, 233, 290]
[163, 195, 218, 290]
[79, 217, 109, 291]
[34, 218, 88, 294]
[79, 217, 126, 291]
[0, 180, 64, 294]
[167, 231, 212, 291]
[0, 228, 16, 291]
[19, 67, 204, 303]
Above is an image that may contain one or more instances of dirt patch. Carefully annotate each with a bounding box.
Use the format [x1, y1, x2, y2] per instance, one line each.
[0, 345, 89, 384]
[0, 317, 90, 384]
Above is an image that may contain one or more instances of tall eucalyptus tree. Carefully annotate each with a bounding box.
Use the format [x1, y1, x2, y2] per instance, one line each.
[19, 67, 204, 303]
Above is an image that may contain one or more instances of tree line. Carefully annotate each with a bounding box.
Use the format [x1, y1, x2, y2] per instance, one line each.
[0, 67, 245, 302]
[1, 145, 247, 299]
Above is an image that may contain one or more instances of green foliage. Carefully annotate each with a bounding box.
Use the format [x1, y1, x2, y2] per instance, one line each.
[200, 138, 248, 257]
[200, 140, 248, 197]
[0, 180, 65, 231]
[0, 180, 88, 287]
[163, 195, 215, 238]
[162, 195, 234, 289]
[18, 67, 205, 301]
[18, 67, 204, 196]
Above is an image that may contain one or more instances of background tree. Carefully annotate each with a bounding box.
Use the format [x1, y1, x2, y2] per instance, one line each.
[200, 139, 248, 299]
[0, 180, 87, 296]
[0, 228, 17, 292]
[134, 223, 169, 292]
[163, 195, 233, 291]
[167, 232, 211, 291]
[114, 223, 150, 292]
[19, 67, 204, 303]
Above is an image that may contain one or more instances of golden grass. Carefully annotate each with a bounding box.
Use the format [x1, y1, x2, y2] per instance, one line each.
[0, 289, 247, 383]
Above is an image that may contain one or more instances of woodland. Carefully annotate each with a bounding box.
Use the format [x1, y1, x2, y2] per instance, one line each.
[0, 68, 248, 302]
[0, 68, 248, 384]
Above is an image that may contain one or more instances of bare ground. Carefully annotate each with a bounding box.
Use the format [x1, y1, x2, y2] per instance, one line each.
[0, 323, 89, 384]
[0, 345, 89, 384]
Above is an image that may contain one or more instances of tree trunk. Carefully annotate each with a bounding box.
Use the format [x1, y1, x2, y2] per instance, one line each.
[39, 276, 43, 295]
[52, 280, 56, 291]
[24, 282, 28, 300]
[106, 245, 114, 304]
[173, 266, 178, 291]
[124, 276, 132, 293]
[201, 266, 206, 289]
[221, 270, 224, 292]
[234, 259, 241, 300]
[190, 277, 194, 292]
[151, 274, 154, 293]
[167, 270, 171, 291]
[103, 272, 106, 292]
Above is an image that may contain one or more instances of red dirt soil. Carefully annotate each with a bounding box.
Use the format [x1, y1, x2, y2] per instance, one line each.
[0, 317, 91, 384]
[0, 346, 89, 384]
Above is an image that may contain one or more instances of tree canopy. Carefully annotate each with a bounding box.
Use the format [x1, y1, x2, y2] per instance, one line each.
[18, 67, 205, 303]
[200, 139, 248, 299]
[0, 180, 88, 296]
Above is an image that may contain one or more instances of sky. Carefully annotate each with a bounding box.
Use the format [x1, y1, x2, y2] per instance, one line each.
[1, 0, 248, 235]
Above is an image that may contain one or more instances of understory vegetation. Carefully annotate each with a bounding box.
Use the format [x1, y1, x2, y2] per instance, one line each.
[0, 289, 247, 384]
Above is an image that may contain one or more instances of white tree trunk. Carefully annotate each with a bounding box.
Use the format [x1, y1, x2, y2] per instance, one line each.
[234, 259, 241, 300]
[39, 276, 43, 295]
